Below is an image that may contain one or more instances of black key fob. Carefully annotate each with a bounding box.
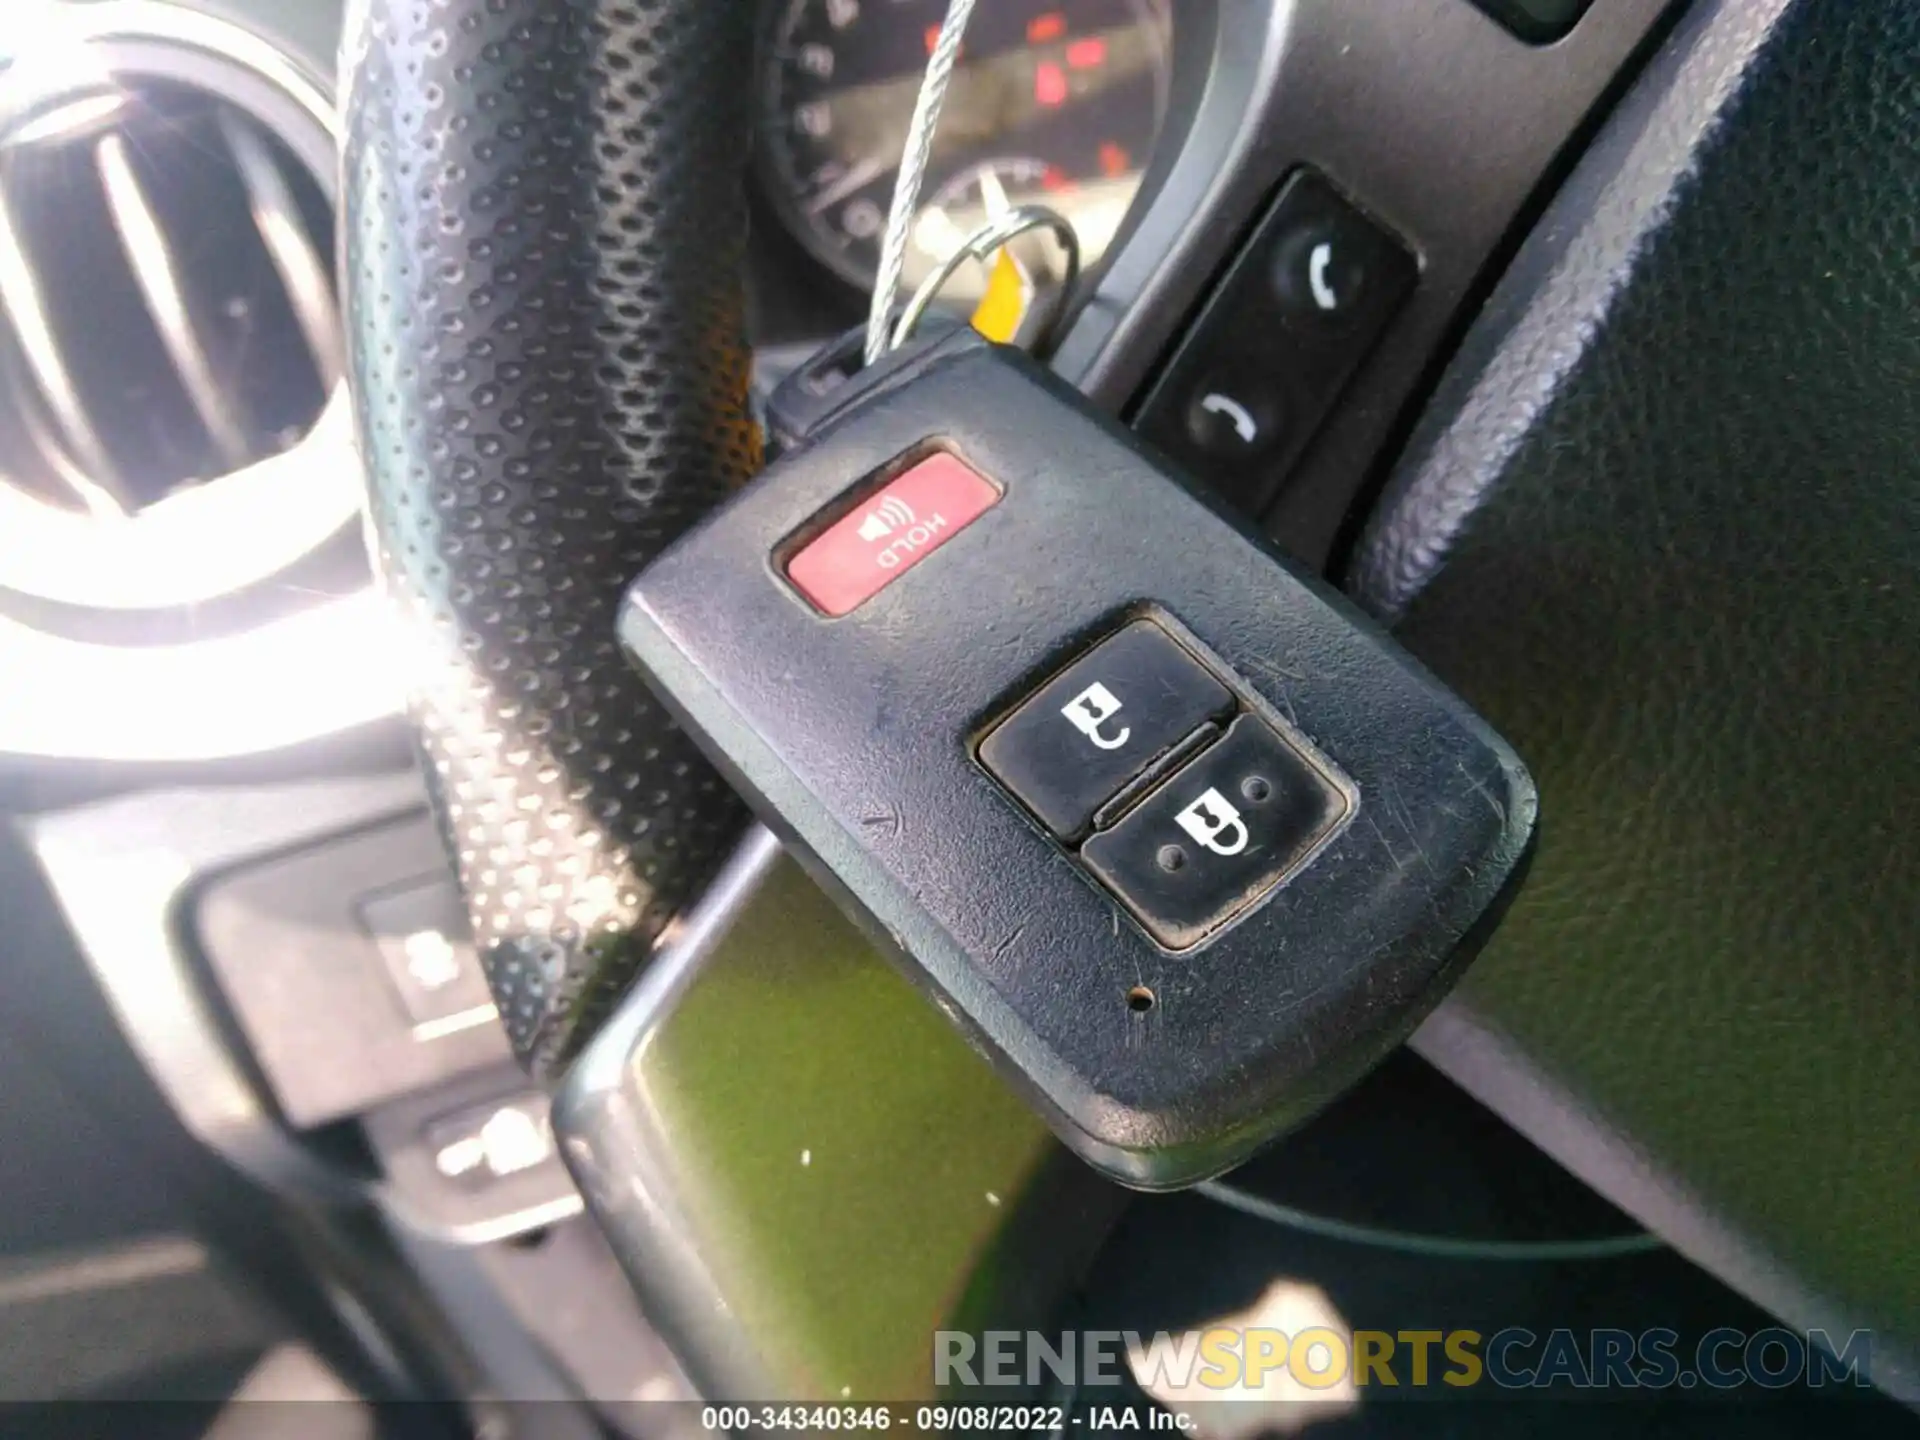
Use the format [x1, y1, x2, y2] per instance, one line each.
[622, 331, 1535, 1189]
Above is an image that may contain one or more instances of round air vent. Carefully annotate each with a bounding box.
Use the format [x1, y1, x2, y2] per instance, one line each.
[0, 3, 356, 613]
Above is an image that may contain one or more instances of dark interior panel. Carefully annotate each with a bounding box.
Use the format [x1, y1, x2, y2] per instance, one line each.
[1353, 0, 1920, 1393]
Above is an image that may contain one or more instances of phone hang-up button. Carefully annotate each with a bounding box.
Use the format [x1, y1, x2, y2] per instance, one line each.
[1184, 377, 1282, 460]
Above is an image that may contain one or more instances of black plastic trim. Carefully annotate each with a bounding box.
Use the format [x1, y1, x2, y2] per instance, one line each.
[1050, 0, 1678, 566]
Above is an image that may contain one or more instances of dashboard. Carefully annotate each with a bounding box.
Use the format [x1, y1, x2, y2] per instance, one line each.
[0, 0, 1200, 765]
[757, 0, 1173, 300]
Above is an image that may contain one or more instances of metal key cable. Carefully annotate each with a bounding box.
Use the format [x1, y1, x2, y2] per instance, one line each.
[862, 0, 980, 365]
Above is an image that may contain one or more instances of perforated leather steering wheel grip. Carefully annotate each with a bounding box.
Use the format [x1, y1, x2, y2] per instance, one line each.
[343, 0, 760, 1076]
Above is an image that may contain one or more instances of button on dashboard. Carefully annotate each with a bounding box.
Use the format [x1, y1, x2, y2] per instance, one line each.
[359, 877, 494, 1031]
[980, 620, 1233, 840]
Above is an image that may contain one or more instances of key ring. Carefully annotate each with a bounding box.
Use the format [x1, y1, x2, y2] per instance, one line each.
[888, 205, 1082, 357]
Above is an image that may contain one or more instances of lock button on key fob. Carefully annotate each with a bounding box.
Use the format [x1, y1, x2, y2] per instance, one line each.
[1084, 714, 1350, 949]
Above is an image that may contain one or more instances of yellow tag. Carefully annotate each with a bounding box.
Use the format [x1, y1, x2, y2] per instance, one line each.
[970, 249, 1033, 344]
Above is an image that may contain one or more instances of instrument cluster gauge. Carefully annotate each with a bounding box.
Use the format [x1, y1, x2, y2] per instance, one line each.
[759, 0, 1174, 302]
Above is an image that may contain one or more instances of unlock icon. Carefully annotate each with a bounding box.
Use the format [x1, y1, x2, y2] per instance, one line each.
[1175, 787, 1250, 857]
[1061, 681, 1131, 751]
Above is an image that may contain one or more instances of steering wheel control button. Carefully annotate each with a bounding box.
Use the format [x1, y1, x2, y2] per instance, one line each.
[979, 620, 1233, 840]
[1272, 223, 1372, 326]
[1134, 169, 1416, 515]
[624, 334, 1536, 1189]
[786, 452, 1000, 617]
[1184, 379, 1282, 460]
[1260, 175, 1414, 327]
[1083, 715, 1351, 949]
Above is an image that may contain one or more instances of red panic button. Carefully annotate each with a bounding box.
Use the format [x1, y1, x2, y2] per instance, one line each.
[786, 453, 1000, 617]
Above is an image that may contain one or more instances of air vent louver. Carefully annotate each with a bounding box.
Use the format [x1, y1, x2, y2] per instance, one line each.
[0, 78, 337, 518]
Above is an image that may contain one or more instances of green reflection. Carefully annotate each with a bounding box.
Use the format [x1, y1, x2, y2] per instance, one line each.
[638, 858, 1055, 1399]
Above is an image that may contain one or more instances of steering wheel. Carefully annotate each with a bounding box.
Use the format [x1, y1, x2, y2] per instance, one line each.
[344, 0, 1920, 1401]
[345, 0, 761, 1076]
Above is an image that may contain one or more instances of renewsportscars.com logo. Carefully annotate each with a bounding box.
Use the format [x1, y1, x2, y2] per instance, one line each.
[933, 1326, 1875, 1393]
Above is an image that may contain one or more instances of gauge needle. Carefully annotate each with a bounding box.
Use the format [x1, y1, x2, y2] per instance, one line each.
[805, 155, 891, 215]
[913, 205, 970, 259]
[977, 165, 1012, 221]
[915, 164, 1016, 260]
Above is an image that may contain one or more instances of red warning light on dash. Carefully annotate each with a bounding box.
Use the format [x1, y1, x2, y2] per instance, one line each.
[786, 453, 1001, 617]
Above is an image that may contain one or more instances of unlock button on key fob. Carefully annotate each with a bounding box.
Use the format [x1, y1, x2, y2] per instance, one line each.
[979, 620, 1232, 840]
[1084, 714, 1353, 949]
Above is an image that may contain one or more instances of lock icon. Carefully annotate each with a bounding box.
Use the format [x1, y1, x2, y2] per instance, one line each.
[1061, 681, 1131, 751]
[1174, 787, 1249, 857]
